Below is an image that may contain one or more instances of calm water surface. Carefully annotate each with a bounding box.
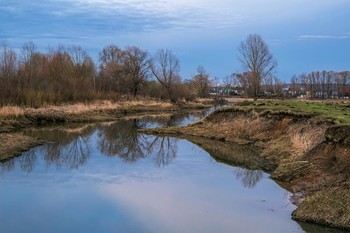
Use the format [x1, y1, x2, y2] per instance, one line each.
[0, 109, 347, 233]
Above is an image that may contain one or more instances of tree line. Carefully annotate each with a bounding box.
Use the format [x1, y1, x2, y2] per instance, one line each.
[1, 35, 349, 107]
[0, 42, 211, 107]
[290, 71, 350, 99]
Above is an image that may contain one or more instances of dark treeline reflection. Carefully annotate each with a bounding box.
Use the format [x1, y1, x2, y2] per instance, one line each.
[0, 125, 95, 174]
[24, 124, 95, 169]
[97, 119, 177, 165]
[0, 118, 179, 174]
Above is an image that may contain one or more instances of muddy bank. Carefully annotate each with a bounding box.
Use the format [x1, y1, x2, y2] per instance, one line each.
[0, 133, 44, 162]
[140, 106, 350, 230]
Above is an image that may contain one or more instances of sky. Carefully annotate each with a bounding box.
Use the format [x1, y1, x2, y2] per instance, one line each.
[1, 0, 349, 81]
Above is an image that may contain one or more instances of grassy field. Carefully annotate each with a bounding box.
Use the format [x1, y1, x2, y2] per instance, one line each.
[235, 99, 350, 125]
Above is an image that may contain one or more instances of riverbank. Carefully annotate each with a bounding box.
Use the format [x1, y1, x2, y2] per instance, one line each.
[0, 99, 214, 162]
[140, 99, 350, 230]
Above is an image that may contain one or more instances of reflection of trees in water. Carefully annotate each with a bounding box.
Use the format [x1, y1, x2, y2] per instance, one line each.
[147, 136, 178, 166]
[98, 119, 148, 162]
[1, 113, 188, 174]
[0, 159, 15, 175]
[0, 125, 94, 173]
[32, 125, 95, 169]
[41, 135, 90, 169]
[18, 150, 37, 173]
[234, 168, 263, 188]
[1, 150, 37, 174]
[98, 119, 178, 166]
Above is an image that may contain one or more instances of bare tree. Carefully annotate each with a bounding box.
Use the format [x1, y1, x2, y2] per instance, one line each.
[192, 65, 211, 98]
[238, 34, 277, 100]
[69, 45, 96, 96]
[0, 42, 18, 105]
[150, 49, 181, 103]
[99, 45, 123, 78]
[0, 42, 17, 79]
[98, 44, 127, 95]
[20, 42, 36, 85]
[122, 46, 151, 97]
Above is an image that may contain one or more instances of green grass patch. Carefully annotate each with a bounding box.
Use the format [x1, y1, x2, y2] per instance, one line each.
[235, 100, 350, 125]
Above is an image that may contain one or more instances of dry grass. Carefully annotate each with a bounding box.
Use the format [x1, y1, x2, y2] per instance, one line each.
[0, 106, 25, 118]
[228, 117, 268, 140]
[20, 100, 174, 115]
[292, 187, 350, 230]
[290, 126, 326, 154]
[0, 133, 42, 160]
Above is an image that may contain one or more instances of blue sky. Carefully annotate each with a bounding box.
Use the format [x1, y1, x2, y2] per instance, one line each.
[1, 0, 349, 81]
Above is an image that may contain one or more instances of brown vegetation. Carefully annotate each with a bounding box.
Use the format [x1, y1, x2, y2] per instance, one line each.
[0, 42, 213, 107]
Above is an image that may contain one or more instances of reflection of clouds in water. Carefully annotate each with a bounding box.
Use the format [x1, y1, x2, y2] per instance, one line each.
[100, 182, 253, 233]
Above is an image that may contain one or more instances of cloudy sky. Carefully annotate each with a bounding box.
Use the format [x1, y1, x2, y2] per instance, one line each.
[1, 0, 349, 81]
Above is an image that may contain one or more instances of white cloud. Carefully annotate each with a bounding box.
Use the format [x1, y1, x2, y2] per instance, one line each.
[52, 0, 242, 30]
[298, 34, 350, 40]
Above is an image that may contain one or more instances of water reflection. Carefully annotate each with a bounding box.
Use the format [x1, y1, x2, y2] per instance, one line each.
[23, 125, 94, 169]
[0, 109, 347, 233]
[137, 104, 229, 128]
[98, 120, 148, 161]
[97, 119, 178, 165]
[0, 110, 268, 191]
[185, 136, 274, 188]
[298, 222, 349, 233]
[18, 150, 36, 173]
[0, 118, 181, 173]
[148, 136, 177, 167]
[234, 168, 264, 188]
[0, 158, 14, 175]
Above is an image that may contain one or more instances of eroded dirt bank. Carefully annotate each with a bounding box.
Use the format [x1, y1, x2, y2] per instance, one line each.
[140, 107, 350, 230]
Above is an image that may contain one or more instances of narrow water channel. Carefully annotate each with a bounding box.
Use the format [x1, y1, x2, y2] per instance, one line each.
[0, 109, 347, 233]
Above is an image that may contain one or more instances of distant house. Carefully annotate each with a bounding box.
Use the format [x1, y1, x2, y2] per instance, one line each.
[339, 87, 350, 97]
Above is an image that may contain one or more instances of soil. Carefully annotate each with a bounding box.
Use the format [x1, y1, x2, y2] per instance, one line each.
[140, 106, 350, 231]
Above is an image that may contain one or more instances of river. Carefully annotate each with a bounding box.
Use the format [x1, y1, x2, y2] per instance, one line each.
[0, 108, 347, 233]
